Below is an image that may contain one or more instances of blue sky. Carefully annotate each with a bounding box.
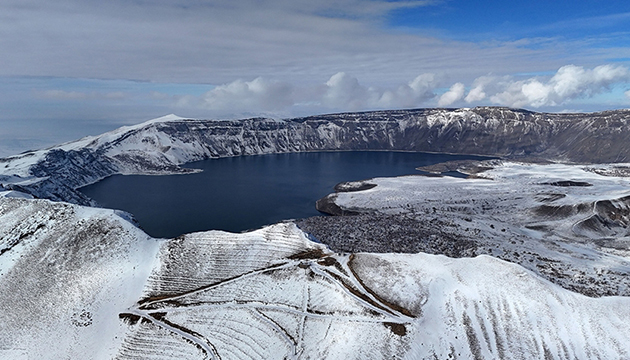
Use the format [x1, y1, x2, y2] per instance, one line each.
[0, 0, 630, 156]
[389, 1, 630, 43]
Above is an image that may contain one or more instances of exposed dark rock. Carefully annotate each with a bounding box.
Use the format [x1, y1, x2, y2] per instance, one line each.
[534, 193, 566, 203]
[334, 181, 378, 193]
[573, 195, 630, 238]
[315, 194, 362, 216]
[296, 214, 478, 257]
[541, 181, 593, 187]
[416, 160, 496, 175]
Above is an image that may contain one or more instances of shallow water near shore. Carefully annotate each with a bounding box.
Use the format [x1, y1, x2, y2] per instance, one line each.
[80, 151, 489, 238]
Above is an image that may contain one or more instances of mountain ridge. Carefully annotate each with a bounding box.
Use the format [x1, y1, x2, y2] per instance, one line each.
[2, 106, 630, 205]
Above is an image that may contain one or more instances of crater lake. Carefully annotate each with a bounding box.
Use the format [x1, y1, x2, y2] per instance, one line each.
[80, 151, 489, 238]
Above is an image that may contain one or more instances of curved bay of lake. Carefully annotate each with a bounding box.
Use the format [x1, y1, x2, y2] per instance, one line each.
[80, 151, 488, 238]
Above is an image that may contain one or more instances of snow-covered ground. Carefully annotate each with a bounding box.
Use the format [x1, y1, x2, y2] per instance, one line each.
[0, 198, 161, 359]
[0, 114, 194, 187]
[314, 161, 630, 298]
[1, 196, 630, 359]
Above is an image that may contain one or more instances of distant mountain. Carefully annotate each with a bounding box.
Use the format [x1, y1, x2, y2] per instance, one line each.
[2, 107, 630, 204]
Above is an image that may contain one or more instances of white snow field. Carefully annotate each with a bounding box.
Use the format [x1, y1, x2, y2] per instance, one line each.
[1, 194, 630, 359]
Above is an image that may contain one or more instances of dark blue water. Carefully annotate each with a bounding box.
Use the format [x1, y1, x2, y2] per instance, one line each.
[80, 151, 487, 238]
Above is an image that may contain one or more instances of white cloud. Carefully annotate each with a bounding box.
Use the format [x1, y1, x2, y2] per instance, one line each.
[317, 65, 630, 112]
[191, 77, 293, 112]
[165, 71, 442, 116]
[625, 89, 630, 100]
[47, 64, 625, 122]
[552, 64, 628, 98]
[369, 73, 438, 108]
[481, 65, 630, 108]
[438, 83, 465, 107]
[321, 72, 371, 110]
[0, 0, 583, 87]
[464, 75, 499, 103]
[320, 72, 441, 110]
[168, 64, 630, 116]
[464, 86, 485, 103]
[409, 73, 440, 99]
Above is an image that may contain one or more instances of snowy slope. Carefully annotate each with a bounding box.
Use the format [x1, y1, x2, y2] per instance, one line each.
[1, 197, 629, 359]
[0, 198, 161, 359]
[0, 114, 185, 178]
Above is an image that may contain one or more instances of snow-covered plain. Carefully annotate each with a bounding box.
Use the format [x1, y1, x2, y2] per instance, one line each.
[1, 197, 630, 359]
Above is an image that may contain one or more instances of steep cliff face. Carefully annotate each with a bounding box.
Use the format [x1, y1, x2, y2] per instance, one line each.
[295, 107, 630, 161]
[2, 107, 630, 205]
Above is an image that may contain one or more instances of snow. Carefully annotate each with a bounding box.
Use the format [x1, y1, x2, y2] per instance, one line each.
[1, 109, 630, 357]
[85, 114, 188, 151]
[355, 252, 630, 359]
[0, 198, 162, 360]
[328, 161, 630, 298]
[1, 196, 629, 358]
[0, 190, 33, 199]
[0, 114, 188, 179]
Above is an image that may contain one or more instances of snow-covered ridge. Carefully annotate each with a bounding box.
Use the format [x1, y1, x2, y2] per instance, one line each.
[0, 114, 186, 176]
[1, 196, 629, 359]
[2, 107, 630, 205]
